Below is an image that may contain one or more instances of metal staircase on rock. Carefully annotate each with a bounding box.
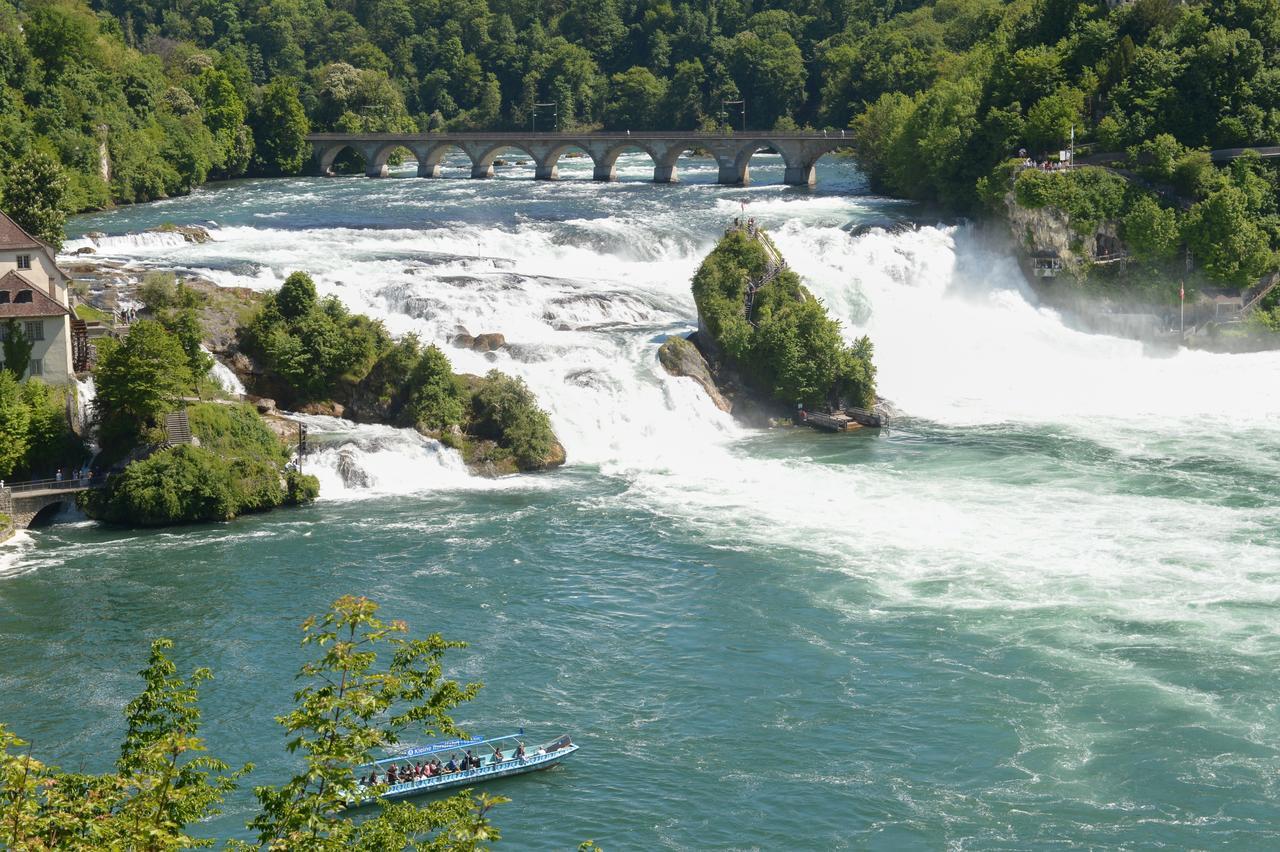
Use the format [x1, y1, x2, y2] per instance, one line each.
[164, 410, 193, 446]
[741, 231, 788, 326]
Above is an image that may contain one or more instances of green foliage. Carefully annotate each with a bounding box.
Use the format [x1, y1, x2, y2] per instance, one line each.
[0, 370, 29, 477]
[236, 595, 495, 850]
[250, 78, 311, 176]
[243, 278, 556, 471]
[1014, 167, 1128, 235]
[0, 374, 85, 479]
[1, 598, 501, 850]
[84, 403, 317, 525]
[1122, 194, 1181, 261]
[468, 371, 556, 469]
[0, 638, 244, 850]
[403, 342, 467, 430]
[1183, 186, 1277, 286]
[245, 276, 385, 405]
[691, 229, 877, 410]
[604, 66, 667, 130]
[276, 271, 317, 320]
[0, 150, 68, 248]
[1, 319, 33, 380]
[93, 320, 194, 457]
[18, 379, 88, 477]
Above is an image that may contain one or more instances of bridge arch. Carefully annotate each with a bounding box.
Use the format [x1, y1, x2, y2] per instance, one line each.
[531, 142, 604, 180]
[471, 143, 540, 179]
[654, 141, 736, 184]
[730, 140, 798, 186]
[364, 142, 430, 178]
[415, 142, 472, 178]
[593, 142, 660, 181]
[317, 143, 369, 177]
[28, 499, 75, 528]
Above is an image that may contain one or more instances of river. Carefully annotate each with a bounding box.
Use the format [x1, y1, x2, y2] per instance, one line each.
[2, 152, 1279, 848]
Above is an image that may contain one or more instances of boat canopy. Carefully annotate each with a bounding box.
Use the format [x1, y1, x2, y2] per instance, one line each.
[366, 731, 527, 767]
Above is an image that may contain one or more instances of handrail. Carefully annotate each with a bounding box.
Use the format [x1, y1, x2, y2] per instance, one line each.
[5, 476, 93, 493]
[1242, 274, 1280, 314]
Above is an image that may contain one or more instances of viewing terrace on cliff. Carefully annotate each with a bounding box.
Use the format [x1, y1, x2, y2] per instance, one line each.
[306, 131, 853, 186]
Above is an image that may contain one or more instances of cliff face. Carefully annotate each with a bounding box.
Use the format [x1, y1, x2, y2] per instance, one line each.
[1002, 188, 1123, 281]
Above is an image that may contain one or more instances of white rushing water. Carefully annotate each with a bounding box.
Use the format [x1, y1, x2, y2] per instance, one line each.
[56, 174, 1280, 650]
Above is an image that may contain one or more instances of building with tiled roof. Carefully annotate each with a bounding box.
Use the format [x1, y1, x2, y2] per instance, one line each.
[0, 210, 74, 384]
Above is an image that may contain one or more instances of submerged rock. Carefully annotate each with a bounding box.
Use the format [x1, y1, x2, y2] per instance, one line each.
[658, 336, 731, 413]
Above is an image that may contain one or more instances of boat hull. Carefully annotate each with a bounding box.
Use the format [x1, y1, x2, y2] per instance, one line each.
[350, 743, 579, 807]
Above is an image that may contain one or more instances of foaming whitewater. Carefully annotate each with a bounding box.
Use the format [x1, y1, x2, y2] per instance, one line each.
[769, 221, 1280, 429]
[55, 168, 1280, 642]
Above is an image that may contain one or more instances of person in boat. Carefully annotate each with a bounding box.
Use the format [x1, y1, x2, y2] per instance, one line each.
[515, 742, 526, 760]
[464, 749, 475, 769]
[492, 746, 504, 763]
[445, 755, 458, 773]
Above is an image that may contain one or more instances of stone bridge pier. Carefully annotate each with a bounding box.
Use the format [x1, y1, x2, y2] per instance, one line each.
[308, 132, 852, 187]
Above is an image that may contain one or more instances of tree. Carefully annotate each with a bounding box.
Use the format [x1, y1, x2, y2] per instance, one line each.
[1024, 87, 1085, 156]
[603, 67, 667, 130]
[277, 271, 317, 320]
[1183, 186, 1276, 286]
[250, 78, 310, 175]
[1, 320, 33, 380]
[237, 596, 498, 850]
[1123, 194, 1181, 260]
[0, 599, 498, 849]
[0, 638, 241, 850]
[0, 151, 69, 248]
[93, 320, 194, 455]
[469, 372, 556, 468]
[0, 370, 29, 477]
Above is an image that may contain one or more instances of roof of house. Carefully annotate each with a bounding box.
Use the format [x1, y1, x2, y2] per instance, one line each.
[0, 270, 71, 318]
[0, 210, 47, 252]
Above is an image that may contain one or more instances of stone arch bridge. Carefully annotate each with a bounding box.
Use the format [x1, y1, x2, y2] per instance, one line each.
[306, 131, 854, 186]
[0, 478, 97, 530]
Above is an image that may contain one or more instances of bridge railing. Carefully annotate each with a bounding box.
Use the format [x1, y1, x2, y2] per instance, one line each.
[4, 476, 93, 493]
[304, 130, 852, 141]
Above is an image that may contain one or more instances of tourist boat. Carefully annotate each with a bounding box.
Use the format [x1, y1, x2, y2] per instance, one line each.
[346, 731, 578, 807]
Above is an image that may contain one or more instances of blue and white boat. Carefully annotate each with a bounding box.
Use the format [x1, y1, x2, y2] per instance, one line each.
[346, 731, 578, 807]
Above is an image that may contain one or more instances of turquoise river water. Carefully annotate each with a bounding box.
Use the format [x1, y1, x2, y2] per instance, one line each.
[2, 153, 1280, 849]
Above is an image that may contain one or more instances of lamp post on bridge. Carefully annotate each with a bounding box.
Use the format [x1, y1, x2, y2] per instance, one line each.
[532, 102, 557, 133]
[723, 99, 746, 132]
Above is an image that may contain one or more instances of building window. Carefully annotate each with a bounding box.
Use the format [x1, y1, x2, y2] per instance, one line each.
[16, 255, 31, 270]
[28, 358, 42, 377]
[15, 290, 32, 303]
[23, 320, 44, 341]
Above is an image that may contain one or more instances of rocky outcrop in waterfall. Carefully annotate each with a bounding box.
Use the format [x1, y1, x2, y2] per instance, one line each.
[664, 225, 878, 425]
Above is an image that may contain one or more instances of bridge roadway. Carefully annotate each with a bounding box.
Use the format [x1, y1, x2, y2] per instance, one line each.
[306, 131, 854, 186]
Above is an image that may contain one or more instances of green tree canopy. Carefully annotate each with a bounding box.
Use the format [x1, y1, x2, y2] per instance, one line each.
[93, 320, 194, 456]
[1, 150, 69, 248]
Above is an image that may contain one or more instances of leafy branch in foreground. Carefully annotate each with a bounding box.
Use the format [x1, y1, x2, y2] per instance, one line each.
[1, 598, 503, 851]
[0, 638, 246, 851]
[235, 594, 490, 851]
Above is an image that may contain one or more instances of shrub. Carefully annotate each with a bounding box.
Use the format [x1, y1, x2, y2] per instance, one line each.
[83, 445, 237, 525]
[84, 402, 317, 526]
[468, 371, 556, 469]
